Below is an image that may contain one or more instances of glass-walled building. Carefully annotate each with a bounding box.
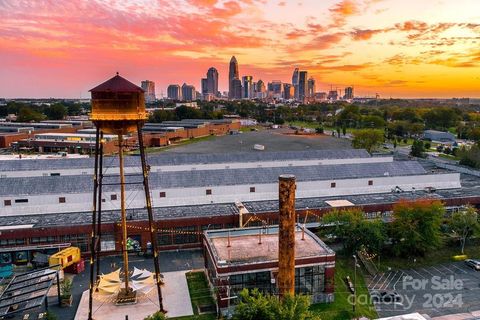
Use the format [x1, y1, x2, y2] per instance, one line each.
[203, 225, 335, 313]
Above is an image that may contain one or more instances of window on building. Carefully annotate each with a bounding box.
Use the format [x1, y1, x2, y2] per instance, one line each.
[330, 182, 336, 188]
[206, 189, 212, 195]
[59, 197, 66, 203]
[368, 180, 373, 186]
[173, 226, 198, 244]
[110, 194, 117, 201]
[15, 199, 28, 203]
[250, 187, 256, 193]
[101, 198, 106, 203]
[100, 233, 116, 251]
[50, 173, 60, 176]
[4, 200, 11, 206]
[159, 192, 166, 198]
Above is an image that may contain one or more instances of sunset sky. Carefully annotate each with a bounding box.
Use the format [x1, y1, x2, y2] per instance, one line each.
[1, 0, 480, 98]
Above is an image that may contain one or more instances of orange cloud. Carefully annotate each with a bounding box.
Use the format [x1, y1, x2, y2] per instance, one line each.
[329, 0, 359, 27]
[188, 0, 218, 6]
[351, 28, 386, 40]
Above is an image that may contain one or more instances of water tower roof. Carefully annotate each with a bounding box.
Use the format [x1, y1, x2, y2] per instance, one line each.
[89, 73, 144, 93]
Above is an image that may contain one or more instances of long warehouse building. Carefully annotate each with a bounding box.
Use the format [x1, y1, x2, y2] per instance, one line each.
[0, 149, 477, 255]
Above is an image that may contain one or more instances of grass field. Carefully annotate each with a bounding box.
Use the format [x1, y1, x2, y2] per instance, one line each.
[170, 272, 216, 320]
[310, 256, 378, 320]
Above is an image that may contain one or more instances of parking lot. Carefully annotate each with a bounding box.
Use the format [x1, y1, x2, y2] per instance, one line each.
[366, 262, 480, 318]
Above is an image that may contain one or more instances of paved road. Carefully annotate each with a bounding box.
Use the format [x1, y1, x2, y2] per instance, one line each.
[367, 262, 480, 318]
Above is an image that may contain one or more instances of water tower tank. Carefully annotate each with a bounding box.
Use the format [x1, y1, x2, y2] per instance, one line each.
[89, 73, 146, 135]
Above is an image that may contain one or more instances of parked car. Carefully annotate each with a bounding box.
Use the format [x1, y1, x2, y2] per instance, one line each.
[464, 259, 480, 271]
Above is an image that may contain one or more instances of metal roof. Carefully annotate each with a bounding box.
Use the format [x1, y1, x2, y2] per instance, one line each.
[89, 74, 144, 93]
[0, 203, 239, 228]
[0, 161, 426, 196]
[0, 267, 59, 318]
[0, 149, 371, 172]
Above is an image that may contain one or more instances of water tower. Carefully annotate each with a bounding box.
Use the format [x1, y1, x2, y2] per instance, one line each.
[87, 73, 164, 319]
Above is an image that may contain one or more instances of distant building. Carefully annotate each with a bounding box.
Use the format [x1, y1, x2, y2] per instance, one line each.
[268, 81, 283, 99]
[181, 83, 196, 101]
[344, 87, 354, 100]
[207, 67, 219, 97]
[298, 71, 308, 102]
[315, 92, 327, 101]
[242, 76, 253, 99]
[283, 83, 294, 100]
[175, 102, 199, 109]
[256, 80, 266, 99]
[141, 80, 156, 103]
[229, 56, 239, 99]
[307, 77, 316, 98]
[201, 78, 208, 97]
[292, 68, 299, 100]
[423, 130, 456, 143]
[231, 78, 242, 100]
[327, 89, 338, 101]
[167, 84, 182, 100]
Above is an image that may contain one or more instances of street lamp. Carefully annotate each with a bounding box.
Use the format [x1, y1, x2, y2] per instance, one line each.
[353, 254, 358, 314]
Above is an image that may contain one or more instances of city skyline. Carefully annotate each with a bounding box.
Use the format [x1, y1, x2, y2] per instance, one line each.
[1, 0, 480, 98]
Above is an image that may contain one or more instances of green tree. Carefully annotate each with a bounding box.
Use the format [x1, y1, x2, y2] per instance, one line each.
[232, 289, 319, 320]
[144, 311, 167, 320]
[66, 103, 83, 116]
[390, 200, 444, 256]
[410, 140, 426, 158]
[459, 145, 480, 168]
[174, 105, 204, 120]
[232, 288, 274, 320]
[352, 129, 384, 153]
[149, 109, 175, 123]
[322, 209, 385, 254]
[449, 205, 480, 254]
[17, 106, 45, 122]
[44, 103, 67, 120]
[269, 294, 320, 320]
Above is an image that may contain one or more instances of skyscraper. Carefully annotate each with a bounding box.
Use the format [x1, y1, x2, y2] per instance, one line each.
[292, 68, 299, 100]
[256, 80, 266, 99]
[141, 80, 156, 103]
[344, 86, 354, 100]
[307, 77, 316, 98]
[181, 83, 196, 101]
[268, 81, 283, 99]
[201, 78, 208, 96]
[229, 56, 239, 99]
[232, 79, 242, 100]
[167, 84, 182, 100]
[207, 67, 219, 96]
[283, 83, 294, 100]
[298, 71, 308, 102]
[242, 76, 253, 99]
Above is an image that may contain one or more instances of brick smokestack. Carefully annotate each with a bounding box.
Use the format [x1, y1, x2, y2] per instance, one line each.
[278, 174, 296, 299]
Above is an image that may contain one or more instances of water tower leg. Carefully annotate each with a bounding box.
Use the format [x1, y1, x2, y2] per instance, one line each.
[88, 126, 100, 320]
[137, 123, 166, 313]
[96, 131, 104, 278]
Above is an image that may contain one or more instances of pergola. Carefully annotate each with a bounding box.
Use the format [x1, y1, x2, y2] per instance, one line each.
[0, 266, 60, 318]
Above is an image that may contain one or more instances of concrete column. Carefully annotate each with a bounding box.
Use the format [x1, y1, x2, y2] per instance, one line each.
[278, 174, 296, 299]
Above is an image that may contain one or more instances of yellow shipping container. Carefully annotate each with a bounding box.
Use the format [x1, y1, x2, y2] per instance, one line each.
[49, 247, 81, 270]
